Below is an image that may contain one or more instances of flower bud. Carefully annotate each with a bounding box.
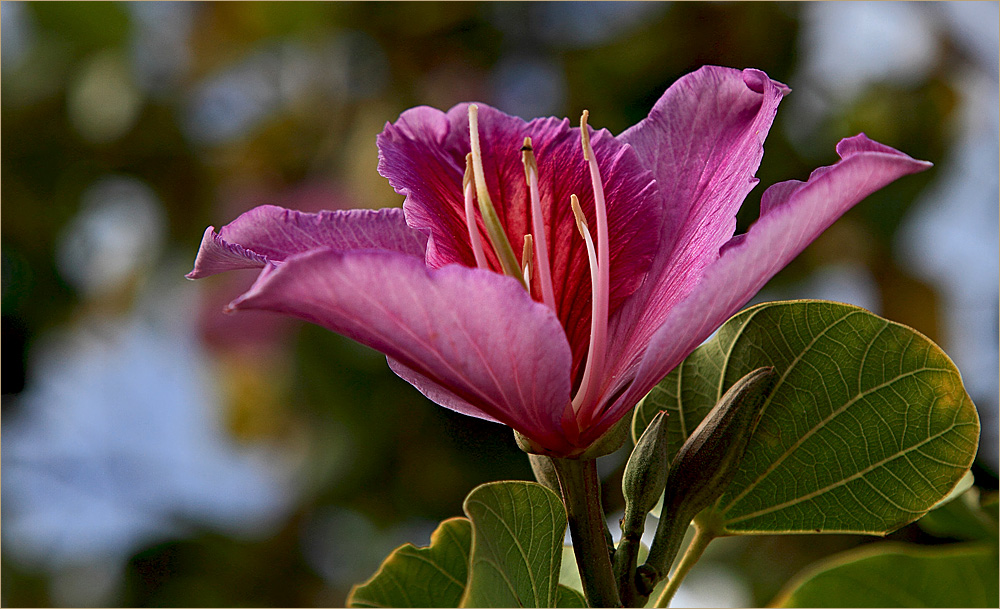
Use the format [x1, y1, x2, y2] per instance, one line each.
[662, 366, 777, 518]
[638, 367, 777, 595]
[621, 410, 670, 538]
[615, 410, 670, 606]
[528, 453, 561, 494]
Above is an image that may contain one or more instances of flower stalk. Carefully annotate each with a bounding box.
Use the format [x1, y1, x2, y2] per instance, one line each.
[551, 457, 623, 608]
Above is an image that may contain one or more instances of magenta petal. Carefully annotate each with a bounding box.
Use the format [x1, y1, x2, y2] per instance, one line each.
[612, 67, 786, 328]
[187, 225, 272, 278]
[229, 249, 575, 453]
[612, 134, 932, 417]
[597, 66, 789, 409]
[619, 67, 786, 270]
[187, 205, 427, 279]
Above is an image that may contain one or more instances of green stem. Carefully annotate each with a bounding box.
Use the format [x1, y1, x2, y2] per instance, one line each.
[633, 504, 691, 606]
[652, 519, 716, 608]
[552, 458, 622, 608]
[613, 535, 642, 606]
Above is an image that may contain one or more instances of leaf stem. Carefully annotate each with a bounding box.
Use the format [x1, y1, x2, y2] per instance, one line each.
[552, 457, 623, 608]
[652, 514, 718, 608]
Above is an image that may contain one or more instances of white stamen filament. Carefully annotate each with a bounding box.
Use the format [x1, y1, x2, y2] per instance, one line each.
[521, 137, 556, 310]
[463, 153, 489, 269]
[572, 111, 611, 413]
[570, 194, 603, 414]
[462, 107, 613, 416]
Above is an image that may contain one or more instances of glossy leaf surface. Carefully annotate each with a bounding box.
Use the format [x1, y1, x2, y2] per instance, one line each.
[461, 481, 567, 608]
[634, 300, 979, 534]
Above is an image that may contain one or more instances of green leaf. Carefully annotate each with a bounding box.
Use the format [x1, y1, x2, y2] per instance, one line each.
[928, 469, 975, 510]
[461, 481, 567, 608]
[919, 487, 998, 542]
[558, 546, 583, 597]
[634, 300, 980, 535]
[772, 543, 999, 607]
[347, 517, 472, 608]
[555, 585, 588, 608]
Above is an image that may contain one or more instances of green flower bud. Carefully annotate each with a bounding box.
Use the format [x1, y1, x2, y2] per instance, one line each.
[621, 410, 670, 538]
[638, 366, 777, 596]
[616, 410, 670, 606]
[662, 366, 777, 518]
[528, 453, 561, 494]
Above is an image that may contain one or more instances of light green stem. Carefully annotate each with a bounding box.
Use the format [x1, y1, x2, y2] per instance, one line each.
[653, 520, 716, 608]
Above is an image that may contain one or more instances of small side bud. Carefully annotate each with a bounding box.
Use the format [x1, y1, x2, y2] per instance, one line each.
[615, 410, 670, 605]
[528, 453, 561, 494]
[621, 410, 670, 537]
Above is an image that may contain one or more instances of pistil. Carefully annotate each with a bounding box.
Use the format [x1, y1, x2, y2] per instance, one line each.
[468, 105, 526, 287]
[521, 137, 556, 310]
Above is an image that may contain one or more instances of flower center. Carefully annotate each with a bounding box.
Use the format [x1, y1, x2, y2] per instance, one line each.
[465, 105, 611, 414]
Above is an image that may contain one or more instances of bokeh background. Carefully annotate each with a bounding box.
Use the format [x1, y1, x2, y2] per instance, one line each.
[2, 2, 997, 607]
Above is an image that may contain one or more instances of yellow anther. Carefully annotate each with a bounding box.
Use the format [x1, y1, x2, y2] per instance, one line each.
[521, 136, 538, 185]
[571, 194, 589, 238]
[463, 153, 474, 190]
[581, 110, 592, 161]
[522, 234, 534, 285]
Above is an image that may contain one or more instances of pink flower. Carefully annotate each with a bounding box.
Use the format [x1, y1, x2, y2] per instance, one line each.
[189, 67, 930, 457]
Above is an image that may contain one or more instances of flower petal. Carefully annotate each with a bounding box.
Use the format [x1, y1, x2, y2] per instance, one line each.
[619, 66, 787, 271]
[610, 134, 932, 421]
[595, 66, 788, 416]
[378, 103, 661, 383]
[228, 249, 576, 453]
[187, 205, 427, 279]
